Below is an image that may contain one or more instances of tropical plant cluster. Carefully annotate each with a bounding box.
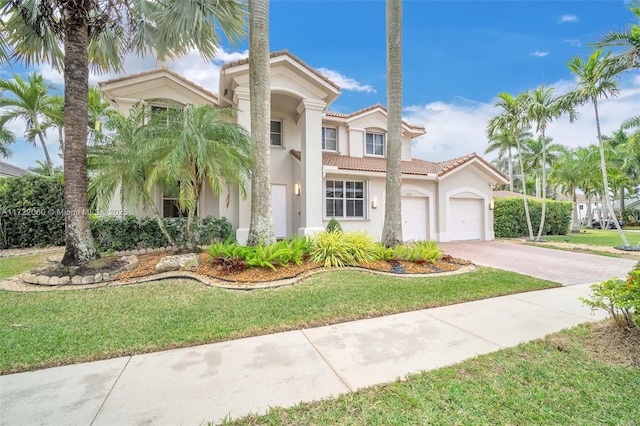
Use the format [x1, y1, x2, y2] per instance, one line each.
[493, 197, 572, 238]
[487, 1, 640, 248]
[582, 262, 640, 330]
[207, 231, 442, 274]
[0, 175, 65, 249]
[90, 215, 233, 252]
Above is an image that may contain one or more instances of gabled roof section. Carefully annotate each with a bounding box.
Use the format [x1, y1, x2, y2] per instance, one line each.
[221, 50, 340, 92]
[99, 68, 218, 106]
[289, 150, 507, 183]
[0, 161, 35, 177]
[326, 103, 425, 138]
[219, 50, 341, 108]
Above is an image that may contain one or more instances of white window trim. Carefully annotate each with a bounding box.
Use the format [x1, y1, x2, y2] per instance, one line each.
[322, 126, 338, 152]
[270, 119, 284, 148]
[323, 178, 369, 220]
[365, 131, 386, 157]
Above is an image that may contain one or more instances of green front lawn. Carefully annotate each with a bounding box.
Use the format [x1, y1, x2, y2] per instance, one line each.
[228, 322, 640, 425]
[0, 254, 50, 280]
[0, 268, 558, 373]
[544, 229, 640, 247]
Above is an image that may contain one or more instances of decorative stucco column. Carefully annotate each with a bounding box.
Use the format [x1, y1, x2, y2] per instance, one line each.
[234, 87, 252, 244]
[296, 98, 326, 237]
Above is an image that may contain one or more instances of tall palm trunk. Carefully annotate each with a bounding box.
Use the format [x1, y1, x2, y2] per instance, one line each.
[33, 118, 54, 175]
[60, 3, 98, 265]
[536, 130, 547, 241]
[507, 147, 514, 192]
[515, 129, 534, 240]
[594, 97, 631, 246]
[381, 0, 403, 247]
[247, 0, 275, 246]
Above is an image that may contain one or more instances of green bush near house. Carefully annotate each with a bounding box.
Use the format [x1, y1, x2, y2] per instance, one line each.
[0, 175, 65, 249]
[493, 197, 571, 238]
[90, 215, 233, 251]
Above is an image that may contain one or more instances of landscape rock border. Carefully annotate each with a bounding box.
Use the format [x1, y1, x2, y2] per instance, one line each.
[21, 255, 139, 286]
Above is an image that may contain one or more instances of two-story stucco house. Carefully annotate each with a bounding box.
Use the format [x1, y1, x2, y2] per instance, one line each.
[99, 50, 508, 244]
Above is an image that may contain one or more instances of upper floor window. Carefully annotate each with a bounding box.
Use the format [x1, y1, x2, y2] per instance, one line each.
[365, 132, 385, 156]
[322, 127, 338, 151]
[270, 120, 283, 146]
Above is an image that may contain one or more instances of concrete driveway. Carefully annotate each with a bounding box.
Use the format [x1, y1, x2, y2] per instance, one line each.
[438, 240, 636, 286]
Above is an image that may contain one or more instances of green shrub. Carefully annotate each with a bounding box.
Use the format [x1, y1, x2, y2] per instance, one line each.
[326, 217, 343, 233]
[393, 241, 441, 264]
[310, 231, 377, 267]
[91, 215, 233, 251]
[0, 175, 65, 248]
[372, 243, 395, 261]
[581, 262, 640, 330]
[493, 197, 571, 238]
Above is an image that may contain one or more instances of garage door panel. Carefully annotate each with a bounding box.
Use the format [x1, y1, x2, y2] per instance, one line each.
[449, 198, 483, 241]
[402, 197, 429, 241]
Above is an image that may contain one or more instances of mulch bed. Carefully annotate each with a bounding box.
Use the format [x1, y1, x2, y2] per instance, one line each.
[117, 252, 472, 284]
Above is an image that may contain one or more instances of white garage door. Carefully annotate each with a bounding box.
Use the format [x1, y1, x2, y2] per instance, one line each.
[402, 197, 429, 241]
[448, 198, 483, 241]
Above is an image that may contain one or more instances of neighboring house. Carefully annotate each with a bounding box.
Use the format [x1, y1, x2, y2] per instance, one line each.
[613, 198, 640, 224]
[0, 161, 35, 178]
[99, 50, 508, 244]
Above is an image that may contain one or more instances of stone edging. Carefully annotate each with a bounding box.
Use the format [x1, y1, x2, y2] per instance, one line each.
[21, 255, 139, 286]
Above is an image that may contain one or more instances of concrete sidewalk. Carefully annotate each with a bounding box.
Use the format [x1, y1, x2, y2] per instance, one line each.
[0, 284, 607, 426]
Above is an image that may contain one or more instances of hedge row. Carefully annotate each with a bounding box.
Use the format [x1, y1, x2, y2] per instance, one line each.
[0, 175, 65, 249]
[494, 197, 571, 238]
[90, 215, 234, 252]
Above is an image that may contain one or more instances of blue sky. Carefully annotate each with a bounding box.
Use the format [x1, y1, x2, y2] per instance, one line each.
[2, 0, 639, 170]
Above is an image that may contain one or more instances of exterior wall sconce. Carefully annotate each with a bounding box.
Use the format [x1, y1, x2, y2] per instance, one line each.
[489, 199, 495, 210]
[294, 183, 301, 196]
[372, 197, 378, 209]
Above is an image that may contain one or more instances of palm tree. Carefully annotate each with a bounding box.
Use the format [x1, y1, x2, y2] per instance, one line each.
[247, 0, 275, 246]
[381, 0, 403, 247]
[576, 145, 603, 227]
[525, 85, 577, 241]
[485, 129, 517, 192]
[0, 73, 59, 175]
[88, 86, 115, 145]
[89, 103, 177, 247]
[567, 50, 632, 247]
[594, 0, 640, 73]
[2, 0, 246, 265]
[487, 92, 535, 240]
[146, 105, 253, 248]
[0, 122, 15, 158]
[549, 147, 582, 232]
[521, 135, 565, 198]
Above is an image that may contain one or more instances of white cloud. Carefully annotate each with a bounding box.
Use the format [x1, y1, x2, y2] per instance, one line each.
[213, 49, 249, 64]
[559, 15, 578, 23]
[562, 39, 581, 47]
[404, 75, 640, 164]
[530, 51, 550, 57]
[317, 67, 376, 93]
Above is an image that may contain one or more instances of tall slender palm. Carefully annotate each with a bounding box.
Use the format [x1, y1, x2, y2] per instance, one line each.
[0, 73, 59, 175]
[146, 105, 253, 248]
[2, 0, 246, 265]
[487, 92, 535, 240]
[247, 0, 275, 246]
[603, 129, 635, 214]
[549, 147, 582, 232]
[594, 0, 640, 73]
[568, 50, 632, 247]
[381, 0, 403, 247]
[485, 129, 517, 192]
[521, 135, 565, 198]
[525, 85, 577, 241]
[88, 86, 116, 145]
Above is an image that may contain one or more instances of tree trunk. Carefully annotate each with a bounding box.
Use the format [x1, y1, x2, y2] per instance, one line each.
[247, 0, 275, 246]
[34, 122, 54, 176]
[508, 147, 514, 192]
[586, 194, 593, 228]
[594, 98, 630, 246]
[570, 189, 580, 233]
[381, 0, 403, 247]
[536, 130, 547, 241]
[515, 127, 534, 240]
[60, 3, 98, 265]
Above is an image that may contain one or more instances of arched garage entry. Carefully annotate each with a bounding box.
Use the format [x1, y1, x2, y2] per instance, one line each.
[446, 188, 486, 241]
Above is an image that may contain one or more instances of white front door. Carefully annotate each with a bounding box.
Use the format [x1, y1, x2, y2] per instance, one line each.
[401, 197, 429, 241]
[448, 198, 483, 241]
[271, 184, 287, 238]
